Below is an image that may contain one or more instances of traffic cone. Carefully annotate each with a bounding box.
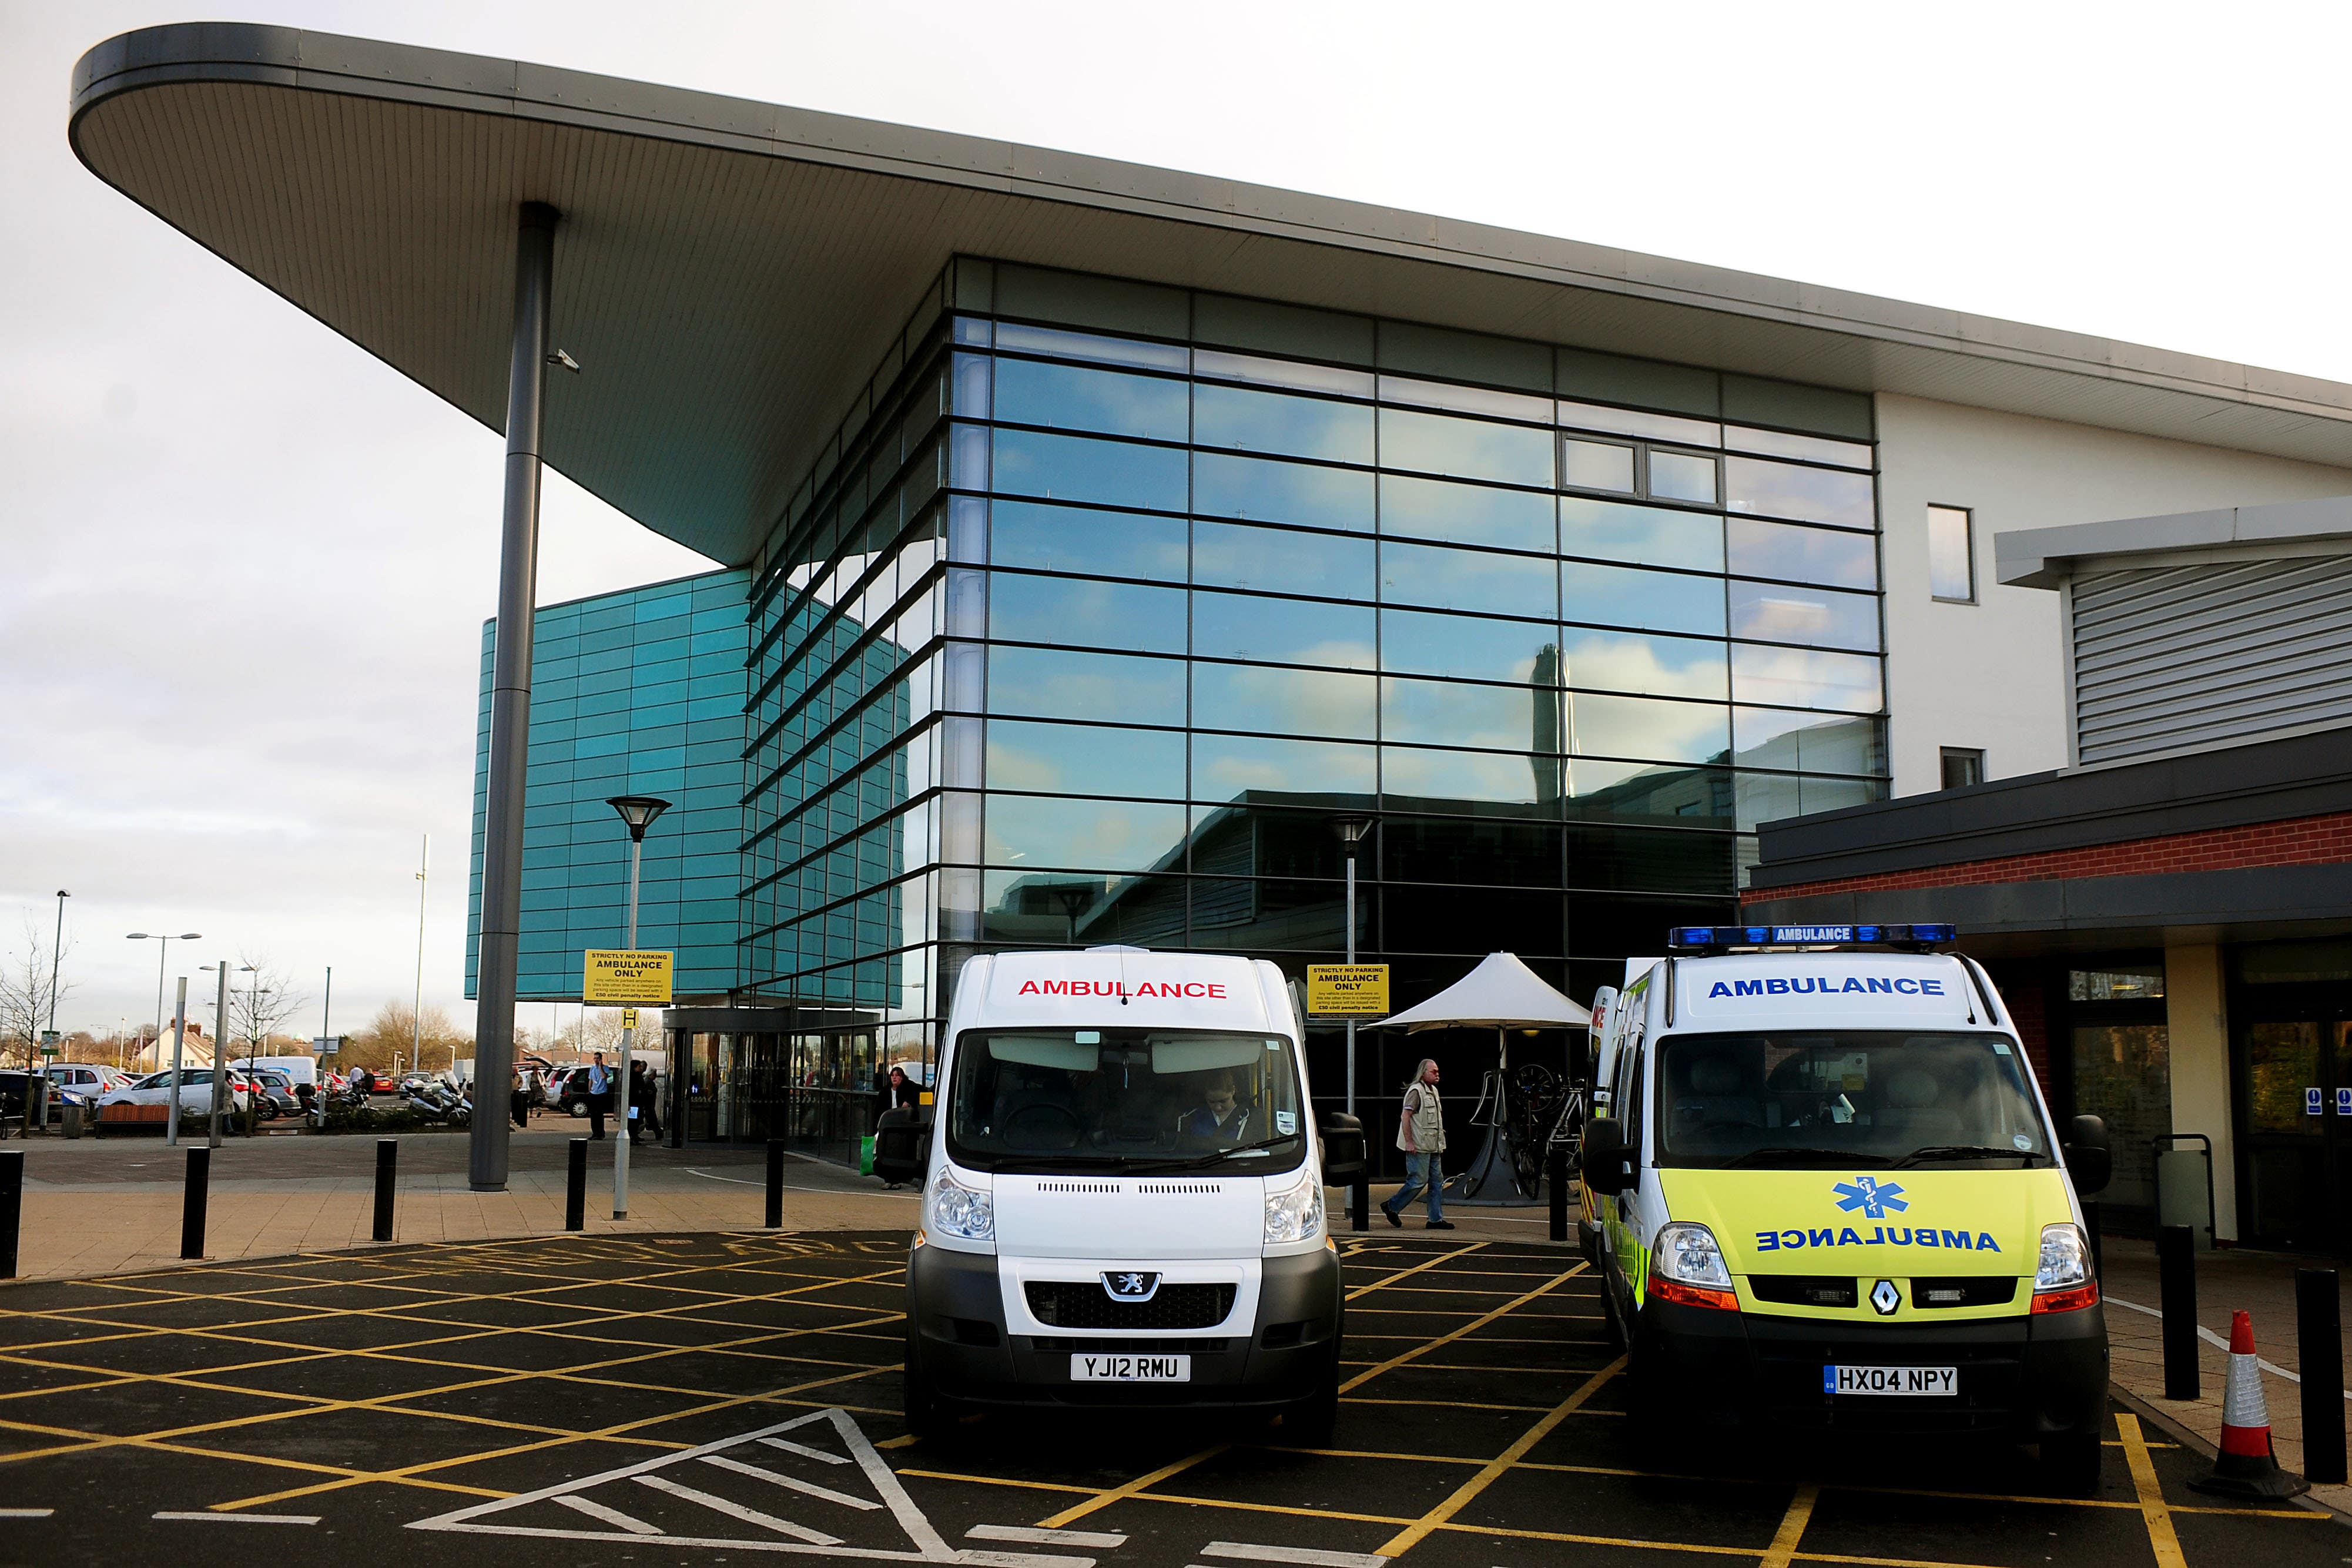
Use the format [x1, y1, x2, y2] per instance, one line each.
[2190, 1310, 2309, 1499]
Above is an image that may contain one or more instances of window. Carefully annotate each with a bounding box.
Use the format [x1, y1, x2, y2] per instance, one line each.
[1927, 505, 1976, 602]
[1939, 748, 1985, 789]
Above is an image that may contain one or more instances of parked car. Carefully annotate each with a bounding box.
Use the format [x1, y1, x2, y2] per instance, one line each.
[247, 1070, 303, 1120]
[45, 1064, 133, 1119]
[96, 1068, 249, 1119]
[547, 1065, 601, 1117]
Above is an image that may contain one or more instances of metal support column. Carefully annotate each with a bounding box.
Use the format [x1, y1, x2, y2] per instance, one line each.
[469, 200, 559, 1192]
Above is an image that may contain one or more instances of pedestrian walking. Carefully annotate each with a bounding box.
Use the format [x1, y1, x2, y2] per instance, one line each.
[627, 1060, 655, 1145]
[1381, 1058, 1453, 1230]
[510, 1065, 531, 1131]
[585, 1051, 611, 1141]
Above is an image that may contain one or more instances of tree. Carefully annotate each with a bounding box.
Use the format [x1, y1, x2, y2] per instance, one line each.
[225, 956, 307, 1055]
[0, 912, 73, 1070]
[346, 1001, 470, 1074]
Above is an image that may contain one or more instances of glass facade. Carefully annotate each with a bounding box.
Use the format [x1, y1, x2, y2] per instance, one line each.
[466, 570, 752, 1001]
[472, 258, 1888, 1154]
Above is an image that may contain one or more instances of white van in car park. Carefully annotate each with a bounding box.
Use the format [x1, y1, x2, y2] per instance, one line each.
[872, 947, 1366, 1439]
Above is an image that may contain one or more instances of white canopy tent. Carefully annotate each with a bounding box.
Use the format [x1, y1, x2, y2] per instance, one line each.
[1377, 953, 1590, 1205]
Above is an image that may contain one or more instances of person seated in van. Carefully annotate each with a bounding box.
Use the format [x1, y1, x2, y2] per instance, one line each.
[1178, 1070, 1252, 1143]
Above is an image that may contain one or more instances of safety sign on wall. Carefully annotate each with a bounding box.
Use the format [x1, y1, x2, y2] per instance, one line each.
[1307, 964, 1391, 1017]
[582, 950, 674, 1005]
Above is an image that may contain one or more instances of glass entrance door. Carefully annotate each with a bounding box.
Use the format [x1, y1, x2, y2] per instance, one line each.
[2235, 1004, 2352, 1249]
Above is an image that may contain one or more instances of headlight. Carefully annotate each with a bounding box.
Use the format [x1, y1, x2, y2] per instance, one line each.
[2035, 1223, 2090, 1290]
[1653, 1222, 1733, 1289]
[928, 1168, 994, 1243]
[1264, 1171, 1324, 1245]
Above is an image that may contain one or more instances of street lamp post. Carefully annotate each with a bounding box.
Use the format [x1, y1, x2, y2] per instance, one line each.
[607, 795, 670, 1221]
[413, 834, 428, 1079]
[1331, 816, 1373, 1234]
[200, 963, 253, 1148]
[127, 930, 203, 1070]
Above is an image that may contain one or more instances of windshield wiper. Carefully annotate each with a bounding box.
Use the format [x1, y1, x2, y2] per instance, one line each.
[1120, 1133, 1303, 1175]
[1892, 1144, 2044, 1168]
[1719, 1147, 1892, 1169]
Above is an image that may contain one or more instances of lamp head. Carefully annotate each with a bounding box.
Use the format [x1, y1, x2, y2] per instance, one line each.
[607, 795, 673, 841]
[127, 933, 149, 940]
[1329, 815, 1374, 845]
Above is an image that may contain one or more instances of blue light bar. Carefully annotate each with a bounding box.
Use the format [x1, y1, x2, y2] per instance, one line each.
[1667, 923, 1958, 950]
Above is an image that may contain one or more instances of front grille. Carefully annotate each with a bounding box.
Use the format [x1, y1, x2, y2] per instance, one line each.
[1911, 1276, 2018, 1308]
[1027, 1337, 1232, 1354]
[1750, 1275, 1857, 1309]
[1024, 1281, 1237, 1330]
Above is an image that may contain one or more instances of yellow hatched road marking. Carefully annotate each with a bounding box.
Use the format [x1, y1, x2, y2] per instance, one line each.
[1342, 1241, 1488, 1302]
[1760, 1483, 1819, 1568]
[1036, 1442, 1231, 1528]
[1339, 1264, 1586, 1395]
[2118, 1412, 2188, 1568]
[1373, 1353, 1622, 1557]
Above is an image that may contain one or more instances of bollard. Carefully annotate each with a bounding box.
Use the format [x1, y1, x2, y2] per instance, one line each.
[1350, 1174, 1368, 1234]
[1549, 1143, 1569, 1244]
[2299, 1268, 2346, 1485]
[565, 1138, 587, 1232]
[0, 1150, 20, 1278]
[62, 1103, 82, 1141]
[765, 1139, 785, 1229]
[2159, 1223, 2200, 1401]
[181, 1146, 210, 1260]
[373, 1138, 397, 1243]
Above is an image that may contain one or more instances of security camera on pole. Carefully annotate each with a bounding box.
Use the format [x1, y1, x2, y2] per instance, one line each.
[595, 795, 672, 1221]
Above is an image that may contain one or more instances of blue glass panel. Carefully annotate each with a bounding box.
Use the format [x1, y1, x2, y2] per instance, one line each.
[1191, 732, 1376, 801]
[1378, 541, 1555, 620]
[1382, 744, 1555, 806]
[984, 794, 1190, 873]
[1382, 676, 1554, 751]
[1647, 449, 1719, 505]
[992, 358, 1188, 441]
[1560, 497, 1723, 572]
[990, 500, 1188, 582]
[989, 572, 1187, 654]
[1558, 628, 1727, 700]
[1380, 609, 1557, 683]
[1192, 591, 1375, 668]
[1194, 383, 1374, 464]
[1729, 645, 1884, 714]
[1378, 407, 1553, 487]
[1193, 453, 1372, 532]
[1727, 516, 1878, 590]
[1565, 759, 1735, 824]
[993, 429, 1187, 511]
[1192, 521, 1373, 598]
[1731, 708, 1887, 776]
[1379, 475, 1553, 551]
[1192, 662, 1377, 739]
[986, 646, 1187, 725]
[1728, 580, 1880, 652]
[1724, 455, 1875, 528]
[985, 719, 1185, 799]
[1561, 562, 1726, 636]
[1566, 695, 1730, 765]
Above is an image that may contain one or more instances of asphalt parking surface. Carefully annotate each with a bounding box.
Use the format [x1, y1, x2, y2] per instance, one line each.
[0, 1231, 2334, 1567]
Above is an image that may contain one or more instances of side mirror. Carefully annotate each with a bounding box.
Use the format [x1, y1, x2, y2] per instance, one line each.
[2064, 1114, 2111, 1196]
[872, 1105, 930, 1186]
[1580, 1115, 1632, 1195]
[1318, 1111, 1366, 1185]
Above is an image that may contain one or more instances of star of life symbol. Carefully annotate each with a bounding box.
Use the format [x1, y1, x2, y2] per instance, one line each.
[1832, 1175, 1909, 1219]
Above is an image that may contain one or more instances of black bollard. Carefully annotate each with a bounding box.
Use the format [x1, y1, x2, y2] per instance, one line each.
[181, 1146, 210, 1260]
[565, 1138, 587, 1232]
[0, 1149, 20, 1278]
[373, 1138, 397, 1242]
[765, 1139, 785, 1229]
[1350, 1174, 1368, 1233]
[2159, 1223, 2200, 1401]
[2299, 1268, 2346, 1485]
[1549, 1143, 1569, 1244]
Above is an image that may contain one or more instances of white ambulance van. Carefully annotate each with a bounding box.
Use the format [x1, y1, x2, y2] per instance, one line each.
[1580, 923, 2113, 1493]
[875, 947, 1366, 1438]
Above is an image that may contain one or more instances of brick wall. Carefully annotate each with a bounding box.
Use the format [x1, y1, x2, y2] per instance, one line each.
[1988, 965, 2051, 1092]
[1745, 809, 2352, 904]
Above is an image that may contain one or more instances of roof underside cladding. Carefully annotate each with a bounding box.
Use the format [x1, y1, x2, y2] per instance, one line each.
[68, 22, 2352, 567]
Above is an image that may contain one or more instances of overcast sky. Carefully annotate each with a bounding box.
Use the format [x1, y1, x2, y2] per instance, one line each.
[8, 0, 2352, 1041]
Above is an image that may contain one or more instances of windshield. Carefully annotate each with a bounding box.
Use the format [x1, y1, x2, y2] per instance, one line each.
[946, 1027, 1306, 1175]
[1654, 1030, 2052, 1169]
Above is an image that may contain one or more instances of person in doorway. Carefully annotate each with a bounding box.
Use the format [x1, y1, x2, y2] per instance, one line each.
[1382, 1058, 1452, 1229]
[510, 1066, 530, 1131]
[889, 1065, 920, 1111]
[627, 1060, 658, 1145]
[585, 1052, 611, 1140]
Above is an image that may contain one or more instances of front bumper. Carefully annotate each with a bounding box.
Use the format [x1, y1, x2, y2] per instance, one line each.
[907, 1244, 1341, 1410]
[1635, 1296, 2108, 1439]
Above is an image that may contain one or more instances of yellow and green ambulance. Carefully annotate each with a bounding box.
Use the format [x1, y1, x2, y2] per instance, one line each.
[1580, 924, 2112, 1493]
